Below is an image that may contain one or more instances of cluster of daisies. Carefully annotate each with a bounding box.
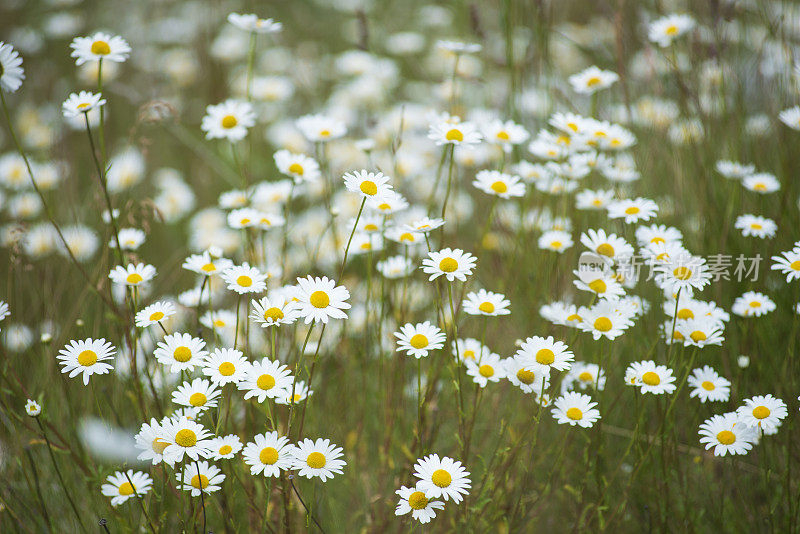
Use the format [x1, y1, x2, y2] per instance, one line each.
[394, 454, 471, 524]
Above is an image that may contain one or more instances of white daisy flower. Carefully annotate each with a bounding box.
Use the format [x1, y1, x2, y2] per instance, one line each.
[0, 42, 25, 93]
[296, 114, 347, 142]
[182, 251, 233, 277]
[25, 399, 41, 417]
[653, 253, 712, 294]
[779, 106, 800, 131]
[293, 276, 351, 324]
[716, 160, 755, 180]
[648, 14, 695, 47]
[343, 170, 393, 200]
[250, 295, 299, 328]
[687, 366, 731, 403]
[436, 40, 482, 54]
[580, 229, 633, 263]
[607, 197, 658, 224]
[160, 419, 213, 464]
[62, 91, 106, 118]
[552, 392, 601, 428]
[735, 214, 776, 238]
[109, 227, 146, 250]
[635, 224, 683, 247]
[736, 394, 787, 432]
[568, 65, 619, 94]
[625, 360, 676, 395]
[394, 321, 446, 359]
[377, 255, 415, 279]
[462, 289, 510, 316]
[154, 333, 208, 373]
[742, 172, 779, 194]
[135, 301, 176, 328]
[201, 99, 256, 142]
[676, 317, 725, 348]
[421, 248, 476, 282]
[538, 230, 574, 253]
[179, 461, 225, 496]
[731, 291, 776, 318]
[202, 348, 248, 386]
[405, 217, 445, 234]
[172, 378, 221, 411]
[290, 438, 346, 481]
[472, 170, 526, 199]
[101, 470, 152, 506]
[108, 263, 156, 287]
[771, 249, 800, 282]
[238, 357, 293, 402]
[427, 120, 483, 146]
[465, 352, 506, 388]
[274, 150, 320, 183]
[135, 418, 171, 465]
[413, 454, 471, 504]
[452, 338, 491, 364]
[69, 32, 131, 65]
[562, 362, 606, 393]
[242, 432, 293, 477]
[57, 338, 115, 385]
[221, 263, 268, 294]
[503, 356, 550, 395]
[579, 301, 635, 340]
[394, 484, 445, 524]
[481, 119, 529, 152]
[698, 413, 757, 456]
[207, 434, 243, 460]
[227, 12, 283, 33]
[515, 335, 574, 372]
[274, 380, 313, 406]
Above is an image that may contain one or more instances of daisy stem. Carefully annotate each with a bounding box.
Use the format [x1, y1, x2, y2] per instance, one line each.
[666, 288, 682, 368]
[233, 294, 242, 349]
[287, 324, 315, 436]
[0, 88, 119, 313]
[246, 32, 257, 102]
[478, 197, 498, 250]
[122, 470, 157, 534]
[417, 357, 424, 456]
[446, 283, 466, 454]
[34, 417, 85, 530]
[24, 447, 54, 534]
[440, 145, 456, 223]
[231, 141, 247, 189]
[83, 112, 124, 266]
[288, 477, 325, 533]
[338, 197, 366, 281]
[195, 461, 207, 534]
[297, 323, 326, 438]
[281, 182, 295, 280]
[96, 58, 108, 163]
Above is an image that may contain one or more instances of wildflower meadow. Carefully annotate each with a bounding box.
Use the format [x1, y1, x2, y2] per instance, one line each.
[2, 0, 800, 532]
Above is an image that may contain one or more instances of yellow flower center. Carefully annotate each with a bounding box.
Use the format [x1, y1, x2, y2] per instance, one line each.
[535, 348, 555, 365]
[579, 371, 593, 382]
[149, 311, 164, 321]
[288, 163, 304, 175]
[118, 482, 135, 495]
[77, 102, 91, 110]
[213, 319, 225, 327]
[219, 445, 233, 455]
[677, 308, 694, 320]
[175, 429, 197, 447]
[716, 430, 736, 445]
[595, 244, 615, 257]
[672, 267, 692, 280]
[221, 115, 238, 129]
[189, 392, 207, 407]
[516, 368, 536, 384]
[496, 131, 510, 141]
[306, 452, 326, 469]
[594, 317, 612, 332]
[91, 40, 111, 55]
[236, 275, 253, 287]
[191, 474, 209, 489]
[173, 346, 192, 362]
[586, 76, 602, 87]
[408, 491, 429, 510]
[445, 129, 463, 142]
[319, 129, 331, 137]
[479, 364, 494, 378]
[218, 362, 235, 376]
[152, 438, 170, 454]
[409, 334, 428, 349]
[78, 350, 98, 366]
[566, 407, 583, 420]
[690, 331, 706, 342]
[490, 181, 508, 194]
[624, 206, 640, 215]
[431, 469, 452, 488]
[749, 301, 761, 308]
[753, 183, 766, 191]
[566, 313, 581, 322]
[701, 381, 715, 391]
[642, 371, 660, 386]
[550, 241, 562, 249]
[463, 350, 475, 360]
[309, 290, 330, 308]
[438, 257, 458, 272]
[665, 24, 679, 35]
[264, 307, 284, 321]
[791, 260, 800, 271]
[260, 447, 279, 465]
[588, 279, 607, 294]
[360, 180, 378, 196]
[478, 301, 495, 313]
[364, 223, 378, 231]
[257, 374, 276, 390]
[751, 223, 763, 230]
[126, 273, 143, 284]
[201, 262, 216, 273]
[752, 406, 770, 419]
